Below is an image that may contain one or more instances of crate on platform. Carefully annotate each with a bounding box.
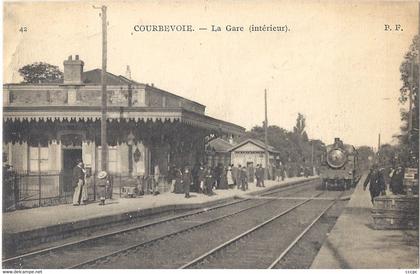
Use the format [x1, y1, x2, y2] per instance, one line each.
[121, 186, 137, 198]
[157, 181, 171, 193]
[371, 195, 419, 230]
[371, 208, 418, 230]
[373, 195, 419, 211]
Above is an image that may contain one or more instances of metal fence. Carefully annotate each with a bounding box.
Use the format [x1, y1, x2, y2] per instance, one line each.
[3, 172, 171, 211]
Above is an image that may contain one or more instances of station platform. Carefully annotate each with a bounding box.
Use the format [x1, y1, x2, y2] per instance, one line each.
[3, 176, 316, 255]
[311, 173, 419, 269]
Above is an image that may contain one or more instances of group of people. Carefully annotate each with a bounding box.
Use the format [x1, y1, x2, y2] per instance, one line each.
[231, 164, 249, 191]
[72, 160, 88, 206]
[70, 160, 293, 203]
[72, 159, 111, 206]
[168, 164, 228, 198]
[256, 162, 312, 182]
[280, 163, 312, 179]
[363, 164, 406, 204]
[166, 162, 279, 198]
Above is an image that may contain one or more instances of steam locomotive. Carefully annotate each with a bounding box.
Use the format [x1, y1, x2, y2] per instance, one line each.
[320, 138, 360, 190]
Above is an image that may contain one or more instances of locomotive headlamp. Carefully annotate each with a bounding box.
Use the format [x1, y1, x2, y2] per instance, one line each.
[327, 148, 347, 168]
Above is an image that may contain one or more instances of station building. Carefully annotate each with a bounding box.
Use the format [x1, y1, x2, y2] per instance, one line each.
[229, 139, 280, 168]
[3, 55, 244, 205]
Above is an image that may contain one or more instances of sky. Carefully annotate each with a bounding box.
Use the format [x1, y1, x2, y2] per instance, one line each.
[3, 0, 418, 148]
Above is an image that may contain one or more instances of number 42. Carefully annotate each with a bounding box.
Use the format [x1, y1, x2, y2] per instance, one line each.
[19, 26, 27, 33]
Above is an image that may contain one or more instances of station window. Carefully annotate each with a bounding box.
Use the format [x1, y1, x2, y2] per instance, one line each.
[29, 146, 49, 172]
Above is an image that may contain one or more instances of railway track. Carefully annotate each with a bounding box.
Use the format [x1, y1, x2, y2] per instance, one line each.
[269, 191, 349, 269]
[268, 198, 338, 269]
[182, 191, 346, 269]
[74, 185, 326, 269]
[3, 178, 319, 269]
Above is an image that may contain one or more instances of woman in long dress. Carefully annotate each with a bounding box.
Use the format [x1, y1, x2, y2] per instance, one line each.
[227, 165, 234, 187]
[204, 167, 214, 195]
[174, 167, 184, 194]
[81, 165, 89, 203]
[218, 166, 229, 189]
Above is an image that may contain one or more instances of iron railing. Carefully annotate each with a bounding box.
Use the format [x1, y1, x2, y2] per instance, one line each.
[2, 172, 172, 211]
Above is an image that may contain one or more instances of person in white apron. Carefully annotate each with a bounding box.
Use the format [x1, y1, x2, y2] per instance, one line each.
[227, 165, 234, 187]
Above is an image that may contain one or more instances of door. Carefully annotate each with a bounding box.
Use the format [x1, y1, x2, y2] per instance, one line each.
[62, 149, 82, 193]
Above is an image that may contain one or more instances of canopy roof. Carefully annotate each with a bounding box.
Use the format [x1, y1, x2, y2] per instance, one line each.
[228, 138, 280, 154]
[207, 138, 234, 153]
[3, 106, 244, 136]
[4, 63, 244, 136]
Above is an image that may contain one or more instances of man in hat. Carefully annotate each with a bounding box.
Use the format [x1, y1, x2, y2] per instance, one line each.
[197, 162, 205, 193]
[97, 171, 108, 205]
[390, 165, 405, 195]
[279, 162, 285, 181]
[363, 164, 386, 204]
[72, 159, 85, 206]
[255, 164, 265, 187]
[182, 165, 192, 198]
[236, 165, 242, 190]
[240, 166, 248, 191]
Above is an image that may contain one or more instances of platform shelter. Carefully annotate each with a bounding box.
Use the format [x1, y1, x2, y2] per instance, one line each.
[3, 55, 244, 208]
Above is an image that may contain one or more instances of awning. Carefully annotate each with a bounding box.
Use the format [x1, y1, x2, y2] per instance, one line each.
[3, 106, 245, 136]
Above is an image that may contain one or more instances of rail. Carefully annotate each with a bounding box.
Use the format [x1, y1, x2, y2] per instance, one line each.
[3, 178, 318, 268]
[179, 192, 324, 269]
[267, 196, 341, 268]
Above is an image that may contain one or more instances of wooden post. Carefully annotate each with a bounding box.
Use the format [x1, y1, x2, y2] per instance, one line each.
[409, 61, 414, 138]
[311, 141, 314, 174]
[264, 89, 269, 180]
[128, 145, 133, 175]
[38, 142, 42, 207]
[99, 5, 108, 172]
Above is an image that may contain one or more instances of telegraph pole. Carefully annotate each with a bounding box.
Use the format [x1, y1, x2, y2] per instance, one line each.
[311, 141, 314, 165]
[94, 5, 108, 172]
[375, 133, 381, 164]
[417, 1, 420, 133]
[310, 141, 315, 176]
[264, 89, 269, 179]
[409, 60, 414, 137]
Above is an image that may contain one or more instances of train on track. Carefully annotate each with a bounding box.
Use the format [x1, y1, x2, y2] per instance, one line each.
[320, 138, 360, 190]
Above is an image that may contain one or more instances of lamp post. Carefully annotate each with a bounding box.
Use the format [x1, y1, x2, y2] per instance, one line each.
[311, 140, 314, 175]
[127, 132, 135, 176]
[264, 89, 269, 179]
[93, 5, 108, 173]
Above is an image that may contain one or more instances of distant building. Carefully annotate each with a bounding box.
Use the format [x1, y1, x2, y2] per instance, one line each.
[205, 138, 234, 167]
[229, 138, 280, 168]
[3, 55, 244, 206]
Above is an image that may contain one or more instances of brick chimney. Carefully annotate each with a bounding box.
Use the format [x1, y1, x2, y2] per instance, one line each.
[63, 55, 84, 85]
